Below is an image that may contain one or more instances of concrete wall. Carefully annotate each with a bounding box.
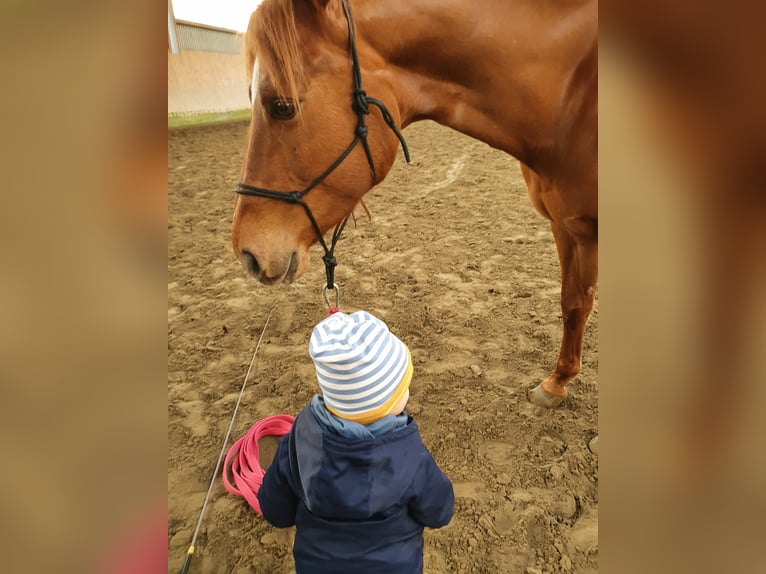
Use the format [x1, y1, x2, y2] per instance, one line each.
[168, 50, 249, 115]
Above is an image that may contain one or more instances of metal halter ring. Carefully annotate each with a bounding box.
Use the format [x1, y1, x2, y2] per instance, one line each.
[323, 284, 340, 308]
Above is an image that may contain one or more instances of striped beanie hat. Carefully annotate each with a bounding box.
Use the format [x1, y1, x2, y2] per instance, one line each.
[309, 311, 413, 424]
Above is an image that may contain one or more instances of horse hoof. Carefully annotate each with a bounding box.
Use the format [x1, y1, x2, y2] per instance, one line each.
[528, 384, 566, 408]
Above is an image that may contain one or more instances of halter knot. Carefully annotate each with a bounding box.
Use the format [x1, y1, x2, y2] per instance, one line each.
[353, 90, 369, 115]
[321, 253, 338, 290]
[356, 124, 369, 139]
[286, 191, 303, 203]
[322, 253, 337, 268]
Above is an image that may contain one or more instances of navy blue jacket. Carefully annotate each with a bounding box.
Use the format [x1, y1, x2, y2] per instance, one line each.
[258, 405, 454, 574]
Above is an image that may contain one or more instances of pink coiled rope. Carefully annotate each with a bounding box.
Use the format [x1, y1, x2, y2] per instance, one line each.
[222, 414, 294, 514]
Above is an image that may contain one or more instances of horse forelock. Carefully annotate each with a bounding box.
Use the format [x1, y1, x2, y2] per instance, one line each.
[246, 0, 306, 110]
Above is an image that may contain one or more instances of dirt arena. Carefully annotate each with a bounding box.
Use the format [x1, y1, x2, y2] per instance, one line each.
[168, 120, 598, 573]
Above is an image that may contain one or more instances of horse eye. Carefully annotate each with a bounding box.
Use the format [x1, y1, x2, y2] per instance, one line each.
[267, 98, 297, 120]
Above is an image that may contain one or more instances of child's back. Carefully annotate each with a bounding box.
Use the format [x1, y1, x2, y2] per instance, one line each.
[258, 311, 454, 574]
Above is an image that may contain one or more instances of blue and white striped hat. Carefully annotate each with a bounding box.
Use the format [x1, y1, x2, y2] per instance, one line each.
[309, 311, 413, 424]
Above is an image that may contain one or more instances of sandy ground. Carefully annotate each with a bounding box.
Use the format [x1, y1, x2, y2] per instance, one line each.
[168, 120, 598, 573]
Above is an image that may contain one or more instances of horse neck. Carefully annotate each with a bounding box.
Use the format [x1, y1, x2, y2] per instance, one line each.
[355, 0, 597, 170]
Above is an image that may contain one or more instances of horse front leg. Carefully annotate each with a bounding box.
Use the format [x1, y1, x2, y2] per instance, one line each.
[529, 220, 598, 407]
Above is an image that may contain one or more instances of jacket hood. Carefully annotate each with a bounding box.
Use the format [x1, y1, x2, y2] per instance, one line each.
[289, 405, 423, 520]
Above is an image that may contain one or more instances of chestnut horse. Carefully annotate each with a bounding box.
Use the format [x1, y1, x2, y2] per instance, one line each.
[231, 0, 597, 408]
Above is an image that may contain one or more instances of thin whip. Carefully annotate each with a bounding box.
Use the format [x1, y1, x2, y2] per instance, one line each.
[180, 303, 278, 574]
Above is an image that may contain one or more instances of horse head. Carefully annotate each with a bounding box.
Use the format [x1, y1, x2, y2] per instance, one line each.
[232, 0, 405, 285]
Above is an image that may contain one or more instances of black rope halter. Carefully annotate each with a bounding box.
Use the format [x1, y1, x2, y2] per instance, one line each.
[235, 0, 411, 292]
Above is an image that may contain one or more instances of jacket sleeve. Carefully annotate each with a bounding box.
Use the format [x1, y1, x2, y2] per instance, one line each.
[257, 434, 298, 528]
[408, 448, 454, 528]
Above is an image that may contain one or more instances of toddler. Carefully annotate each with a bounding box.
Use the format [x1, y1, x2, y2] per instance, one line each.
[258, 310, 454, 573]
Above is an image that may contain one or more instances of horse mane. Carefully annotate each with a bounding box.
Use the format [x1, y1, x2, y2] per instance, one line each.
[245, 0, 306, 110]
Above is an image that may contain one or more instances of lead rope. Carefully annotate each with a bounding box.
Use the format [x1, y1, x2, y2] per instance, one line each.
[179, 304, 278, 574]
[222, 414, 294, 515]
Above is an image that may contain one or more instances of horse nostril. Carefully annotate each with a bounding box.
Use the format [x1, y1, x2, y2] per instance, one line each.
[241, 250, 261, 277]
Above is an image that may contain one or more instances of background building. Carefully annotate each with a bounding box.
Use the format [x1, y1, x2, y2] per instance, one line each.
[168, 2, 249, 117]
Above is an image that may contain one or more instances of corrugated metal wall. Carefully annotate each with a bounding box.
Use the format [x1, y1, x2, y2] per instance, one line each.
[175, 22, 241, 54]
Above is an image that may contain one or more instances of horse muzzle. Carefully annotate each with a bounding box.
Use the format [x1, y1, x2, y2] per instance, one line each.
[240, 249, 302, 285]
